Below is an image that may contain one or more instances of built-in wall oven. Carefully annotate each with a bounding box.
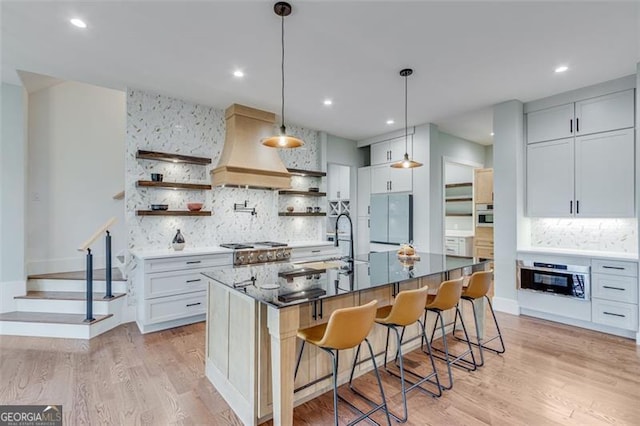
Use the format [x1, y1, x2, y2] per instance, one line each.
[517, 260, 590, 300]
[476, 204, 494, 227]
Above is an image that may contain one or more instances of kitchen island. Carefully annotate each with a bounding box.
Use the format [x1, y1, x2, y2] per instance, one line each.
[202, 252, 490, 425]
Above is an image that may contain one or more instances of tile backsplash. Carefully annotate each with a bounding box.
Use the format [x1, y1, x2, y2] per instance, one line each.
[530, 218, 638, 253]
[125, 89, 324, 298]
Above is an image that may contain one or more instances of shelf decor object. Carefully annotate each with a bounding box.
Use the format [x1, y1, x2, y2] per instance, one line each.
[391, 68, 422, 169]
[261, 2, 304, 149]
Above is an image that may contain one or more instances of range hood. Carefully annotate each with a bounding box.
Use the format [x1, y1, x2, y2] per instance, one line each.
[211, 104, 292, 190]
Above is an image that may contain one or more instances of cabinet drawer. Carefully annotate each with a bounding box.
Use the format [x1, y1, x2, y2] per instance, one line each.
[445, 244, 459, 256]
[592, 298, 638, 331]
[475, 247, 494, 259]
[144, 291, 206, 325]
[291, 245, 339, 261]
[145, 270, 208, 299]
[591, 259, 638, 277]
[592, 273, 638, 304]
[445, 237, 459, 244]
[145, 253, 232, 273]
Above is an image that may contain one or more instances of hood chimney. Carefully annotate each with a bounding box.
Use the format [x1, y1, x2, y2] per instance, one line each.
[211, 104, 292, 190]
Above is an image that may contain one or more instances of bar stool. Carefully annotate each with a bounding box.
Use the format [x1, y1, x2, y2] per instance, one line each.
[422, 277, 477, 390]
[452, 270, 505, 366]
[294, 300, 391, 426]
[365, 286, 441, 423]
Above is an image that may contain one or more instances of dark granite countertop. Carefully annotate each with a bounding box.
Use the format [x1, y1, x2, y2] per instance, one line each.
[202, 251, 489, 309]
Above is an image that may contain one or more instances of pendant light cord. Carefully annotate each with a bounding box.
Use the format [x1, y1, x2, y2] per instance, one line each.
[404, 72, 408, 153]
[280, 13, 286, 131]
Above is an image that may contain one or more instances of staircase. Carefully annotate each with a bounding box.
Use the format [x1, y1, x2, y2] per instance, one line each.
[0, 268, 128, 339]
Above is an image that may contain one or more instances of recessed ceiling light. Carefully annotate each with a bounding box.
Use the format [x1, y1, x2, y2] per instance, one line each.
[323, 99, 333, 106]
[69, 18, 87, 29]
[386, 119, 394, 125]
[555, 65, 569, 73]
[490, 132, 494, 136]
[233, 70, 244, 78]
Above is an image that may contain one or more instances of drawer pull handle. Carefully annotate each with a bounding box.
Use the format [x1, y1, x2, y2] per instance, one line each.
[602, 266, 625, 270]
[186, 302, 202, 307]
[602, 285, 625, 291]
[311, 250, 321, 253]
[186, 279, 202, 283]
[186, 260, 202, 264]
[603, 311, 625, 318]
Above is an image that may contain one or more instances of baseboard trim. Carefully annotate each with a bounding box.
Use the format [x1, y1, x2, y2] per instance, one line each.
[492, 296, 520, 315]
[521, 308, 637, 340]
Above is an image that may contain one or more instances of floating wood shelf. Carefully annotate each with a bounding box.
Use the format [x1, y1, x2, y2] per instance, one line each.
[287, 168, 326, 177]
[445, 197, 473, 202]
[136, 210, 212, 216]
[445, 213, 473, 217]
[278, 190, 327, 197]
[278, 212, 326, 217]
[136, 150, 211, 165]
[445, 182, 472, 188]
[136, 180, 212, 190]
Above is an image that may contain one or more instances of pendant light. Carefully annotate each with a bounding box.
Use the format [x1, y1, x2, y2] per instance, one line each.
[262, 2, 304, 149]
[391, 68, 422, 168]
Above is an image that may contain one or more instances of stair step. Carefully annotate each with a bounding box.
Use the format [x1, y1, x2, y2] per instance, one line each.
[28, 268, 126, 282]
[15, 291, 126, 302]
[0, 311, 112, 325]
[28, 279, 128, 293]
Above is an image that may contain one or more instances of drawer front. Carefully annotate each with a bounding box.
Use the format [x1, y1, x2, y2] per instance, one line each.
[145, 270, 208, 299]
[145, 291, 207, 324]
[445, 237, 460, 245]
[291, 245, 339, 260]
[145, 253, 232, 273]
[592, 273, 638, 304]
[445, 244, 459, 256]
[592, 298, 638, 331]
[591, 259, 638, 277]
[475, 238, 494, 248]
[475, 247, 494, 259]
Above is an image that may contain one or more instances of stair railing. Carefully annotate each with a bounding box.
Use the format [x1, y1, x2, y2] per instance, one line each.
[77, 217, 117, 322]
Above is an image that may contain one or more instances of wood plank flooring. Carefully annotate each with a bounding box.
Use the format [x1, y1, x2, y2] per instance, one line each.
[1, 312, 638, 425]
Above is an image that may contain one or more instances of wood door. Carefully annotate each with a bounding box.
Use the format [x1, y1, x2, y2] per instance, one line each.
[474, 168, 493, 204]
[526, 140, 574, 217]
[527, 103, 574, 143]
[574, 129, 635, 217]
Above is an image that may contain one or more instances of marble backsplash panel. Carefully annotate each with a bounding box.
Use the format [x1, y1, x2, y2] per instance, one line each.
[530, 218, 638, 253]
[125, 89, 323, 299]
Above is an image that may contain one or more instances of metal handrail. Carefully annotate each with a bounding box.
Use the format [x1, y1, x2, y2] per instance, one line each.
[78, 217, 117, 322]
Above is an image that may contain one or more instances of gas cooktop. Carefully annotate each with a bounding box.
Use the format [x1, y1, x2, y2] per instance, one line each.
[219, 242, 291, 265]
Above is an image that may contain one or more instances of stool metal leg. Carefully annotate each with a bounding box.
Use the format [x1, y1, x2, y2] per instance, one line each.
[453, 296, 506, 358]
[453, 299, 485, 367]
[427, 307, 478, 378]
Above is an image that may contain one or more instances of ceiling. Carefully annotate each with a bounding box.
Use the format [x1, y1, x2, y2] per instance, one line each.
[2, 1, 638, 143]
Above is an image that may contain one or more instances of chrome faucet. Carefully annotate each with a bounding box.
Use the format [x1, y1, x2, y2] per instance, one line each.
[334, 213, 354, 262]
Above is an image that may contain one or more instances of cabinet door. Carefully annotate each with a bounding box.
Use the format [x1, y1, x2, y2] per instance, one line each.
[526, 139, 574, 217]
[527, 103, 574, 144]
[356, 217, 370, 255]
[327, 163, 340, 199]
[357, 167, 371, 217]
[371, 164, 390, 194]
[371, 142, 390, 165]
[388, 167, 412, 193]
[575, 90, 635, 136]
[474, 168, 493, 204]
[389, 136, 411, 163]
[574, 129, 635, 217]
[339, 165, 350, 199]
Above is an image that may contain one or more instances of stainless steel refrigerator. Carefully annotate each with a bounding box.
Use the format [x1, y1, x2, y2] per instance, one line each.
[370, 194, 413, 244]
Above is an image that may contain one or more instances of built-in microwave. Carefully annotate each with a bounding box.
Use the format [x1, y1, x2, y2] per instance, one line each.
[476, 204, 494, 227]
[517, 260, 590, 300]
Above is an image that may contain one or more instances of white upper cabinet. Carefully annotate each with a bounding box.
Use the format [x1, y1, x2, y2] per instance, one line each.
[327, 164, 350, 200]
[526, 89, 635, 144]
[574, 90, 635, 136]
[370, 137, 412, 165]
[357, 167, 371, 217]
[527, 103, 574, 144]
[371, 164, 412, 194]
[527, 138, 575, 217]
[574, 129, 635, 217]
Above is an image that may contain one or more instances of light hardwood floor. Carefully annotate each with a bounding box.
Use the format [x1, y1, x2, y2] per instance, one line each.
[1, 312, 639, 425]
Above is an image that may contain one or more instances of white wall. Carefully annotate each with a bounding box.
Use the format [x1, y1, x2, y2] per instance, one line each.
[429, 131, 486, 253]
[1, 83, 28, 311]
[27, 81, 126, 274]
[484, 145, 494, 168]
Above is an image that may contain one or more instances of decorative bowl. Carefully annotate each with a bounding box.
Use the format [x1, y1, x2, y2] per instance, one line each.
[286, 206, 294, 212]
[151, 173, 164, 182]
[187, 202, 204, 211]
[151, 204, 169, 211]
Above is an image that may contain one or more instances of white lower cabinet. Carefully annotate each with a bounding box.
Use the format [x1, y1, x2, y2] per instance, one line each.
[444, 236, 473, 257]
[135, 252, 233, 333]
[592, 299, 638, 331]
[591, 259, 638, 332]
[290, 244, 340, 261]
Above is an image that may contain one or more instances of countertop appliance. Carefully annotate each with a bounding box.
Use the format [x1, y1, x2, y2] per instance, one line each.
[517, 260, 590, 300]
[476, 203, 494, 227]
[370, 194, 413, 245]
[220, 241, 292, 265]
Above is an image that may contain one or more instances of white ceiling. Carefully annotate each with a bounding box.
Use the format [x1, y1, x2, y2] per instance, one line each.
[2, 1, 638, 143]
